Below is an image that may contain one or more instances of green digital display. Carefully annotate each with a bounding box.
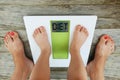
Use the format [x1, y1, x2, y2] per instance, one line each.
[51, 21, 69, 32]
[51, 20, 70, 59]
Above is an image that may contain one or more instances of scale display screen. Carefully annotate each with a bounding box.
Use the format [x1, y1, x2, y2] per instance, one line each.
[51, 21, 70, 32]
[50, 20, 70, 59]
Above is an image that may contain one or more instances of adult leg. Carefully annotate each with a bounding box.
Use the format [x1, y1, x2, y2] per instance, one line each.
[67, 25, 89, 80]
[30, 26, 51, 80]
[87, 35, 114, 80]
[4, 31, 33, 80]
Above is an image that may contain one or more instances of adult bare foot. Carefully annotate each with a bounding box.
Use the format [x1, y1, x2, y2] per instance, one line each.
[33, 26, 51, 54]
[70, 25, 89, 53]
[68, 25, 89, 80]
[87, 34, 114, 80]
[4, 31, 33, 80]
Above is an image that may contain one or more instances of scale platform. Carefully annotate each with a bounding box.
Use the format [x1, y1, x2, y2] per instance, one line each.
[23, 16, 97, 67]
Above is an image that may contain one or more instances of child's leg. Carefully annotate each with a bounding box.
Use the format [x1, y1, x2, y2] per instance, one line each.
[4, 32, 33, 80]
[87, 35, 114, 80]
[30, 26, 51, 80]
[67, 25, 89, 80]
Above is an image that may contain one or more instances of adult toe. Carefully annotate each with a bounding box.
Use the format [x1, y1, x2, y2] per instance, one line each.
[99, 34, 109, 44]
[9, 31, 19, 40]
[6, 34, 13, 45]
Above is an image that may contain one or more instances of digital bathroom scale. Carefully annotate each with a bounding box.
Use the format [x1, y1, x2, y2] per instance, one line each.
[23, 16, 97, 67]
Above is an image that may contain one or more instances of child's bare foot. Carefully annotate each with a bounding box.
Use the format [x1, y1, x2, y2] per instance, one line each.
[70, 25, 89, 53]
[4, 31, 33, 79]
[33, 26, 51, 54]
[30, 26, 51, 80]
[68, 25, 89, 80]
[87, 34, 114, 80]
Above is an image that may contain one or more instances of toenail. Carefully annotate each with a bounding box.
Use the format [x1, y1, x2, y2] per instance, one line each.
[77, 25, 81, 27]
[80, 27, 83, 30]
[40, 27, 42, 29]
[4, 37, 6, 40]
[104, 36, 108, 39]
[111, 39, 113, 42]
[40, 27, 43, 29]
[10, 32, 14, 36]
[7, 32, 10, 34]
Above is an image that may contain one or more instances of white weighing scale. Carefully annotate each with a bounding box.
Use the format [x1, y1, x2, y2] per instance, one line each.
[23, 16, 97, 67]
